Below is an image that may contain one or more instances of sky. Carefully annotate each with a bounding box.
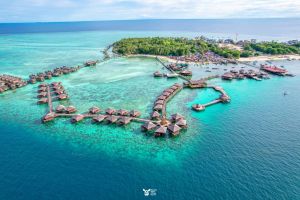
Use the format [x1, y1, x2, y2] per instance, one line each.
[0, 0, 300, 22]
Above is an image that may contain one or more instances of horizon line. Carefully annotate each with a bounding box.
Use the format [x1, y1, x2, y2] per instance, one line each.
[1, 17, 300, 24]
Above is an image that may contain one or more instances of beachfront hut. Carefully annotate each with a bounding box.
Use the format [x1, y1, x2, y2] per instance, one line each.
[176, 119, 187, 128]
[153, 104, 163, 111]
[42, 112, 56, 123]
[71, 114, 84, 123]
[117, 117, 132, 125]
[167, 124, 181, 136]
[89, 106, 100, 114]
[106, 108, 116, 115]
[141, 121, 157, 132]
[171, 113, 184, 122]
[151, 111, 160, 120]
[66, 106, 77, 114]
[106, 115, 119, 123]
[129, 110, 141, 117]
[154, 126, 167, 137]
[117, 109, 129, 116]
[92, 115, 107, 123]
[37, 98, 48, 104]
[56, 105, 66, 113]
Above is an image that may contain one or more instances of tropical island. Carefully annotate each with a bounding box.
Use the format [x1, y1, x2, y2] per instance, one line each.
[112, 37, 300, 62]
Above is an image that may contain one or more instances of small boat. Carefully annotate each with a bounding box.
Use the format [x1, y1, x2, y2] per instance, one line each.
[153, 71, 163, 77]
[166, 73, 179, 78]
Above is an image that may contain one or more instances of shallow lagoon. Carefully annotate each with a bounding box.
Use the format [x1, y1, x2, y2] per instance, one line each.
[0, 31, 300, 199]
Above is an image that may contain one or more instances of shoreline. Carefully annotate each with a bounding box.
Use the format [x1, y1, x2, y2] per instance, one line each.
[126, 54, 300, 63]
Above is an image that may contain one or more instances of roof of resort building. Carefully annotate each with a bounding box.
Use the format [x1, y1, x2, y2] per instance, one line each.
[106, 115, 119, 123]
[176, 119, 187, 127]
[167, 124, 181, 135]
[117, 116, 131, 125]
[117, 109, 129, 116]
[153, 104, 163, 111]
[89, 106, 100, 114]
[106, 108, 116, 115]
[155, 126, 167, 134]
[129, 110, 141, 117]
[151, 111, 160, 119]
[92, 115, 107, 122]
[171, 113, 184, 121]
[141, 121, 157, 131]
[66, 106, 77, 113]
[71, 114, 84, 123]
[56, 105, 66, 113]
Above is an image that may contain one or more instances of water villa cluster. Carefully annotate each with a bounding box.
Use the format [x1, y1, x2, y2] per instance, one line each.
[0, 74, 27, 93]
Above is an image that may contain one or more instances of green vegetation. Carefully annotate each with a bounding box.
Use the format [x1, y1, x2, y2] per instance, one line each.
[112, 37, 241, 58]
[244, 42, 300, 55]
[112, 38, 300, 60]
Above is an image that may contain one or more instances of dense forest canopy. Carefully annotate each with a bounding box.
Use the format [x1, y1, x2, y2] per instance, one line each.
[112, 37, 300, 59]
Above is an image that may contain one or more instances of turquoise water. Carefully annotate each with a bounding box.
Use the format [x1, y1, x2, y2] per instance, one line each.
[0, 30, 300, 199]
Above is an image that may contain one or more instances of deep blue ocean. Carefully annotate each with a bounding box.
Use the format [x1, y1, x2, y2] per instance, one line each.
[0, 19, 299, 200]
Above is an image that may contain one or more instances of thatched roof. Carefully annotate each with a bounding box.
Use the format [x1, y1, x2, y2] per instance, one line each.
[153, 104, 163, 111]
[89, 106, 100, 114]
[151, 111, 160, 119]
[129, 110, 141, 117]
[105, 108, 116, 115]
[162, 91, 171, 96]
[56, 105, 66, 112]
[157, 95, 167, 100]
[117, 109, 129, 116]
[155, 100, 164, 105]
[141, 122, 157, 130]
[66, 106, 76, 113]
[167, 124, 181, 135]
[176, 119, 187, 127]
[92, 115, 107, 122]
[117, 116, 132, 125]
[171, 113, 184, 121]
[107, 115, 119, 123]
[71, 114, 84, 123]
[155, 126, 167, 134]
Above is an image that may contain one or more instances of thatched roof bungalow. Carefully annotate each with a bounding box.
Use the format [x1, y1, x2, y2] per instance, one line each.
[66, 106, 77, 114]
[92, 115, 107, 123]
[105, 108, 116, 115]
[106, 115, 119, 123]
[151, 111, 160, 120]
[71, 114, 84, 123]
[89, 106, 100, 114]
[117, 117, 132, 125]
[171, 113, 184, 122]
[141, 121, 157, 132]
[129, 110, 141, 117]
[167, 124, 181, 136]
[154, 126, 167, 137]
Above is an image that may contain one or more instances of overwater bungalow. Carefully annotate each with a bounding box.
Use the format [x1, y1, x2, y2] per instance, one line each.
[29, 78, 37, 84]
[66, 106, 77, 114]
[56, 105, 66, 113]
[220, 94, 231, 103]
[38, 87, 47, 92]
[164, 88, 174, 93]
[36, 76, 45, 82]
[39, 83, 48, 88]
[51, 82, 61, 87]
[157, 95, 167, 100]
[171, 113, 184, 122]
[167, 124, 181, 136]
[85, 61, 98, 67]
[154, 126, 167, 137]
[153, 104, 163, 111]
[117, 117, 132, 125]
[176, 119, 187, 128]
[106, 108, 116, 115]
[151, 111, 160, 120]
[92, 115, 107, 123]
[170, 85, 178, 90]
[192, 104, 205, 111]
[141, 121, 157, 132]
[89, 106, 100, 114]
[54, 90, 65, 95]
[155, 100, 164, 105]
[117, 109, 129, 116]
[71, 114, 84, 123]
[42, 112, 56, 123]
[45, 74, 52, 79]
[129, 110, 141, 117]
[162, 91, 171, 97]
[37, 98, 48, 104]
[37, 92, 47, 98]
[106, 115, 119, 123]
[57, 94, 68, 100]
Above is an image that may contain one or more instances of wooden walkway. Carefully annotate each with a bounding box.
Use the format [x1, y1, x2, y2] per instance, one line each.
[156, 57, 191, 82]
[46, 85, 53, 113]
[161, 85, 183, 118]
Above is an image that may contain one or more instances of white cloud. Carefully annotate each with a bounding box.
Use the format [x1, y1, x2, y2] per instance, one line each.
[0, 0, 300, 22]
